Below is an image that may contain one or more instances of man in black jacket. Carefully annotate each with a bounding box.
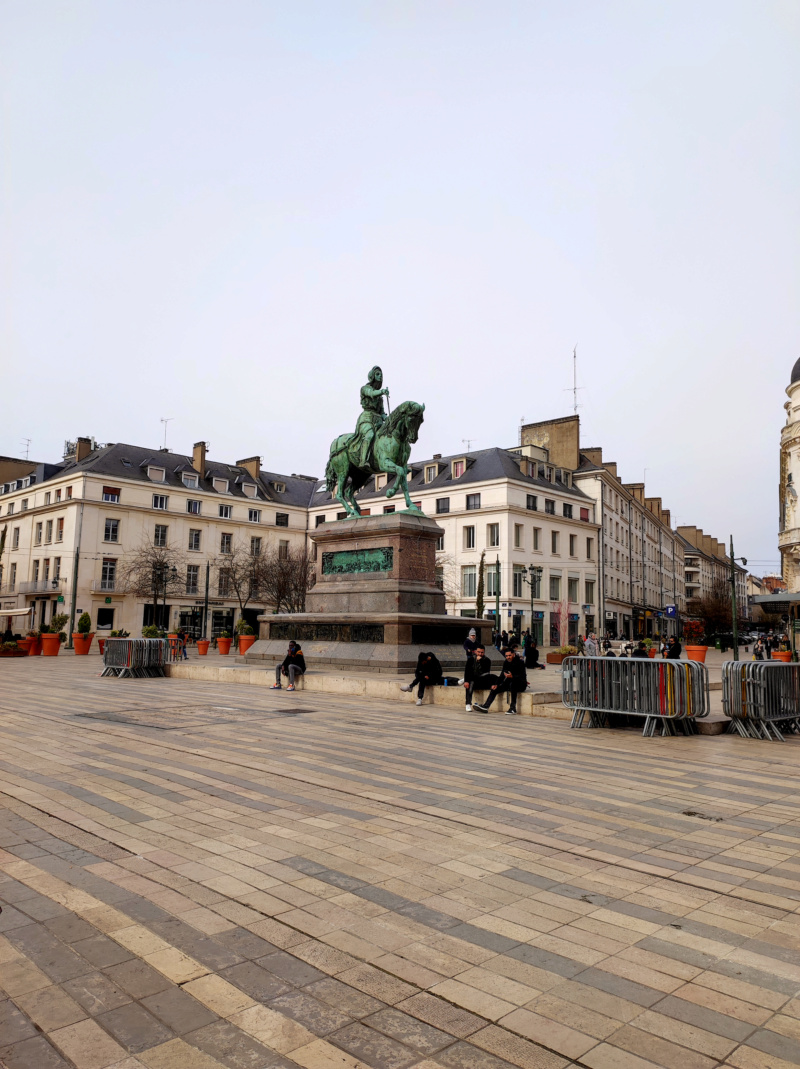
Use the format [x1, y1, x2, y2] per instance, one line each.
[631, 641, 649, 658]
[271, 641, 306, 691]
[473, 649, 527, 715]
[463, 645, 493, 712]
[666, 636, 682, 659]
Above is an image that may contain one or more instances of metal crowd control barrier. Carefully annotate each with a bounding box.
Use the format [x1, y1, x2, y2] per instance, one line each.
[561, 656, 710, 736]
[101, 638, 169, 678]
[722, 661, 800, 741]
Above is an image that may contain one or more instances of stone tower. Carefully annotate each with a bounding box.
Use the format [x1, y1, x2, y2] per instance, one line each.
[779, 358, 800, 591]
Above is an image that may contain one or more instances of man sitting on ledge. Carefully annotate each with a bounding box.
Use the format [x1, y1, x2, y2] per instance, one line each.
[463, 645, 493, 712]
[271, 641, 306, 691]
[473, 648, 528, 715]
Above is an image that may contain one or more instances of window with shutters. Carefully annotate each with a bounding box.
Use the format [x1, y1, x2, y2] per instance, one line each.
[102, 486, 121, 502]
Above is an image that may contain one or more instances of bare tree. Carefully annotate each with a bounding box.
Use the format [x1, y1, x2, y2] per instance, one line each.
[121, 539, 186, 628]
[435, 552, 461, 614]
[550, 598, 570, 647]
[213, 541, 268, 619]
[260, 545, 315, 614]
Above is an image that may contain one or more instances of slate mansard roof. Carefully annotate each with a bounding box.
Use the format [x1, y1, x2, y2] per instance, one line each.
[311, 447, 595, 506]
[43, 442, 318, 509]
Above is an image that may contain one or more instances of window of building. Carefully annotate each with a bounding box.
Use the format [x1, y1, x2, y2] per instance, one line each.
[585, 580, 595, 604]
[486, 567, 499, 597]
[452, 459, 466, 478]
[487, 523, 500, 547]
[34, 522, 43, 545]
[466, 493, 481, 511]
[250, 536, 262, 556]
[45, 492, 51, 505]
[45, 519, 53, 543]
[66, 486, 73, 499]
[383, 505, 395, 514]
[248, 509, 262, 523]
[154, 524, 168, 547]
[102, 486, 121, 502]
[147, 466, 166, 482]
[104, 519, 119, 542]
[212, 478, 229, 493]
[315, 515, 326, 526]
[101, 559, 117, 590]
[278, 540, 289, 560]
[218, 569, 232, 597]
[563, 503, 573, 518]
[12, 527, 20, 549]
[569, 534, 577, 556]
[6, 503, 13, 515]
[273, 482, 286, 493]
[568, 577, 579, 602]
[337, 511, 348, 520]
[182, 473, 199, 488]
[580, 507, 590, 522]
[549, 574, 561, 600]
[462, 565, 477, 598]
[586, 537, 593, 559]
[32, 560, 39, 583]
[42, 559, 50, 584]
[220, 533, 232, 554]
[375, 474, 387, 491]
[21, 499, 28, 511]
[436, 533, 444, 550]
[9, 562, 16, 589]
[275, 512, 289, 527]
[533, 527, 541, 551]
[513, 566, 525, 598]
[186, 565, 199, 594]
[188, 529, 201, 551]
[514, 524, 523, 548]
[187, 499, 201, 515]
[55, 489, 62, 502]
[436, 498, 450, 514]
[551, 530, 559, 554]
[243, 483, 258, 498]
[526, 495, 538, 511]
[545, 499, 555, 515]
[424, 464, 438, 484]
[53, 557, 61, 580]
[153, 494, 168, 510]
[214, 504, 230, 520]
[463, 526, 475, 549]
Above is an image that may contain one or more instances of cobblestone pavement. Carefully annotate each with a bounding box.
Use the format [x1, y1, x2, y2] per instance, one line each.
[1, 658, 800, 1069]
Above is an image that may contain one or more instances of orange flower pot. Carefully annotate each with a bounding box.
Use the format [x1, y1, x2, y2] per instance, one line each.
[196, 639, 210, 656]
[41, 633, 61, 656]
[546, 653, 566, 664]
[238, 635, 256, 654]
[27, 636, 42, 656]
[17, 637, 32, 655]
[771, 650, 792, 662]
[72, 632, 94, 655]
[686, 645, 708, 663]
[647, 648, 656, 658]
[217, 637, 232, 655]
[97, 639, 106, 655]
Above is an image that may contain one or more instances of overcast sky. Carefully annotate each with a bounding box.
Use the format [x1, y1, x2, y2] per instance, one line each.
[2, 1, 798, 572]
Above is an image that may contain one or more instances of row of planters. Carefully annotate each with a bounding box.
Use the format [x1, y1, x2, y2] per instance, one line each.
[138, 621, 256, 656]
[0, 614, 100, 657]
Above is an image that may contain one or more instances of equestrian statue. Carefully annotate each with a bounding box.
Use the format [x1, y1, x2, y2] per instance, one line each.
[325, 366, 425, 517]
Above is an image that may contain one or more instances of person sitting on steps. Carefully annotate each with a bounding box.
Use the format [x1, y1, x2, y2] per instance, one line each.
[400, 652, 442, 706]
[463, 645, 493, 712]
[473, 648, 528, 715]
[271, 641, 306, 691]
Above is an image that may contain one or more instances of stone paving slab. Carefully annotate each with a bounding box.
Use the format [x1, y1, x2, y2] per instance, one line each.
[0, 656, 799, 1069]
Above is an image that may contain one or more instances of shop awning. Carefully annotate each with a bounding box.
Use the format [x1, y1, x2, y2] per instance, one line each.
[2, 608, 35, 617]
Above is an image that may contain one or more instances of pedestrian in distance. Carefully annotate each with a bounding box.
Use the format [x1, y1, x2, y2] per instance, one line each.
[400, 652, 442, 705]
[754, 638, 765, 660]
[666, 636, 682, 659]
[585, 633, 598, 656]
[524, 637, 546, 670]
[463, 628, 479, 656]
[577, 634, 586, 655]
[177, 627, 188, 660]
[631, 641, 649, 658]
[463, 645, 493, 711]
[602, 636, 612, 653]
[271, 641, 306, 691]
[473, 649, 528, 715]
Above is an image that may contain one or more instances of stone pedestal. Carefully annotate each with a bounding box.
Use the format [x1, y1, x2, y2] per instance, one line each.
[250, 512, 486, 672]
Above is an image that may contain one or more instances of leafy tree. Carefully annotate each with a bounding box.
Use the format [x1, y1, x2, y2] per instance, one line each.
[475, 551, 485, 619]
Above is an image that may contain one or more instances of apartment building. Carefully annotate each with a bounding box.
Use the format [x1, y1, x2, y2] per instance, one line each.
[521, 416, 686, 639]
[0, 437, 314, 636]
[309, 446, 601, 645]
[677, 526, 749, 620]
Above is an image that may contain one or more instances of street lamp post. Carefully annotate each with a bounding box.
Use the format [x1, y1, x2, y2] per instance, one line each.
[521, 564, 543, 640]
[495, 555, 501, 631]
[729, 536, 747, 662]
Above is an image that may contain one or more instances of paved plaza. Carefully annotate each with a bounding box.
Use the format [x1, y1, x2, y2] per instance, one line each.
[1, 659, 800, 1069]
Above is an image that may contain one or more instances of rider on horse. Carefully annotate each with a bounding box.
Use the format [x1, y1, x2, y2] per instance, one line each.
[351, 366, 389, 471]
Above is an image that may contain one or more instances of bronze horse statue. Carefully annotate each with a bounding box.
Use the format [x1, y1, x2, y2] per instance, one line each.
[325, 401, 425, 517]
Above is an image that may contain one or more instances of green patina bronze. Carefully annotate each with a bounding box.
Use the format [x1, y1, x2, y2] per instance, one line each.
[325, 367, 425, 517]
[321, 547, 394, 575]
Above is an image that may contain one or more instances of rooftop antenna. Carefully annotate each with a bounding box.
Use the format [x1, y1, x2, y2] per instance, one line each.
[20, 438, 31, 460]
[160, 418, 173, 450]
[462, 438, 475, 451]
[563, 345, 584, 414]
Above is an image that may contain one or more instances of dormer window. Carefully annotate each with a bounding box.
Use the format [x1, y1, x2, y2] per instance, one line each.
[424, 464, 438, 484]
[182, 473, 199, 489]
[243, 483, 258, 499]
[375, 474, 387, 491]
[451, 459, 466, 479]
[147, 466, 166, 482]
[273, 481, 286, 493]
[212, 477, 229, 494]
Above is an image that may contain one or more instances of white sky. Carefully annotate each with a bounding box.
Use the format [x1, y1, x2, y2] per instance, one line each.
[2, 1, 798, 572]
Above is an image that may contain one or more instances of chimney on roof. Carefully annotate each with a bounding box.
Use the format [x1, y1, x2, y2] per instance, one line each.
[192, 441, 207, 475]
[237, 455, 261, 480]
[433, 453, 442, 460]
[75, 437, 93, 462]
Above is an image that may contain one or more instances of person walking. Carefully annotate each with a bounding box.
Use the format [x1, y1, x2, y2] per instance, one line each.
[473, 649, 528, 715]
[400, 652, 442, 705]
[271, 641, 306, 691]
[585, 633, 598, 657]
[463, 645, 493, 711]
[577, 634, 586, 655]
[666, 636, 682, 659]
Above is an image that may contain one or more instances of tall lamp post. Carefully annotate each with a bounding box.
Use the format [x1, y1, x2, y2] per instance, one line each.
[729, 536, 747, 662]
[494, 555, 501, 631]
[521, 565, 543, 641]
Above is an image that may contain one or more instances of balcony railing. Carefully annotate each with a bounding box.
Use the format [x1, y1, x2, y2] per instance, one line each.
[90, 579, 125, 593]
[18, 578, 65, 594]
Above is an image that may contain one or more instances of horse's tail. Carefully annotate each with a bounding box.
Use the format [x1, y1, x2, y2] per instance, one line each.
[325, 454, 338, 494]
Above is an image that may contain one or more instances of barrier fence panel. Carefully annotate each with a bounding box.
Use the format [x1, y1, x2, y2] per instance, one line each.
[101, 639, 169, 678]
[722, 661, 800, 741]
[561, 656, 710, 736]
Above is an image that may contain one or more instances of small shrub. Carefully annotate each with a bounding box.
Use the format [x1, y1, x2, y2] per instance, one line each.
[51, 614, 69, 633]
[218, 630, 231, 639]
[557, 645, 579, 656]
[683, 620, 705, 645]
[77, 613, 92, 634]
[142, 625, 161, 638]
[237, 623, 254, 636]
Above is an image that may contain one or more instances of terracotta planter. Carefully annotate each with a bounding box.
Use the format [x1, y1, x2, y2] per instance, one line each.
[97, 638, 106, 655]
[772, 650, 792, 662]
[0, 649, 27, 657]
[686, 645, 708, 663]
[238, 635, 256, 654]
[546, 652, 566, 665]
[27, 636, 42, 656]
[72, 632, 94, 655]
[217, 637, 232, 655]
[17, 637, 32, 655]
[196, 639, 210, 656]
[647, 648, 656, 658]
[41, 633, 61, 656]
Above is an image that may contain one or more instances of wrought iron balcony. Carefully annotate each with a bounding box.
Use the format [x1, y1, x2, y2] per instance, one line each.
[90, 579, 126, 593]
[18, 578, 65, 594]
